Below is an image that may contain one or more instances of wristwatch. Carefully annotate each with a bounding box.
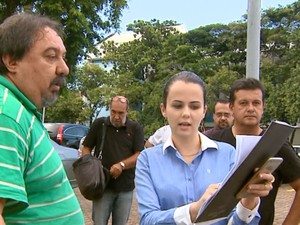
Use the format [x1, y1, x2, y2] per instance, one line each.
[120, 161, 125, 170]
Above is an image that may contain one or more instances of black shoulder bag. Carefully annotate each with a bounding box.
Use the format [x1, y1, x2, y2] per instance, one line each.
[72, 121, 110, 200]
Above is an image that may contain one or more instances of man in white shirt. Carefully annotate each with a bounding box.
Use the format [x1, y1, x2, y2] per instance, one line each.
[144, 125, 171, 148]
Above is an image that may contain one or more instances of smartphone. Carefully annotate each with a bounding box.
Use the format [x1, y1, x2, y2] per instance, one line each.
[235, 157, 283, 199]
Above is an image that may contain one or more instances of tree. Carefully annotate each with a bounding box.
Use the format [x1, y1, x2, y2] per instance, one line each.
[101, 19, 185, 136]
[0, 0, 128, 70]
[100, 20, 250, 135]
[205, 67, 242, 111]
[44, 88, 85, 123]
[45, 63, 110, 125]
[259, 1, 300, 124]
[183, 22, 248, 76]
[73, 63, 111, 125]
[283, 68, 300, 124]
[44, 1, 300, 130]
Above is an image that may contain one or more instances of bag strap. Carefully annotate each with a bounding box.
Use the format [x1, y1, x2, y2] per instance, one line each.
[96, 119, 107, 159]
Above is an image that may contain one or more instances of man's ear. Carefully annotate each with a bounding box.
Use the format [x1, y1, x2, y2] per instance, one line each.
[2, 55, 18, 73]
[229, 102, 234, 111]
[229, 103, 235, 118]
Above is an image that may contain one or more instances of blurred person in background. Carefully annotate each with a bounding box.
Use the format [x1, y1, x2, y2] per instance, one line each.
[208, 78, 300, 225]
[204, 98, 234, 136]
[81, 95, 144, 225]
[144, 124, 171, 148]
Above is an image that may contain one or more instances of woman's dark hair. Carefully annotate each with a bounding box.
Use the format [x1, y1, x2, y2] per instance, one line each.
[162, 71, 207, 106]
[0, 13, 64, 74]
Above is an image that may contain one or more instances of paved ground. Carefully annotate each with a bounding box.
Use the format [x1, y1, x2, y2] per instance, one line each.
[75, 184, 295, 225]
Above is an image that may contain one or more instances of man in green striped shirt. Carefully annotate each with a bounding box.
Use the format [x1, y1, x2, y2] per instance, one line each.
[0, 13, 84, 224]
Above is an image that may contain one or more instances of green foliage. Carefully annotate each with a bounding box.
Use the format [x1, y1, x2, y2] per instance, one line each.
[205, 67, 242, 111]
[282, 67, 300, 124]
[94, 2, 300, 134]
[11, 1, 300, 129]
[72, 63, 110, 125]
[44, 89, 85, 123]
[0, 0, 128, 70]
[100, 20, 184, 135]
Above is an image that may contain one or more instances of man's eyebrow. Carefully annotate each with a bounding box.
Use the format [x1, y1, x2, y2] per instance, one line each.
[44, 47, 67, 53]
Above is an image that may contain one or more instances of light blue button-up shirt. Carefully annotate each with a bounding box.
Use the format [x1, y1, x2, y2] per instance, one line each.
[136, 133, 260, 225]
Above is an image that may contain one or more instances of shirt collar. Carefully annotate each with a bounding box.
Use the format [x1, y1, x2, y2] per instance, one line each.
[162, 132, 218, 154]
[0, 75, 42, 121]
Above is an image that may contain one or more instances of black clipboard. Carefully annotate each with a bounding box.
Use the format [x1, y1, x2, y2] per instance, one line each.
[195, 121, 294, 223]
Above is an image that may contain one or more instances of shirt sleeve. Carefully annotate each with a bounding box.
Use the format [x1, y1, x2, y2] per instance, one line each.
[82, 118, 102, 148]
[136, 151, 176, 225]
[173, 201, 260, 225]
[276, 141, 300, 184]
[148, 128, 163, 146]
[133, 123, 145, 152]
[174, 204, 193, 225]
[0, 115, 28, 210]
[173, 204, 225, 225]
[235, 200, 260, 223]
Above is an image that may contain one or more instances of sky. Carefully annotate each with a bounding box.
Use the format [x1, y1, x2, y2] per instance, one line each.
[120, 0, 296, 31]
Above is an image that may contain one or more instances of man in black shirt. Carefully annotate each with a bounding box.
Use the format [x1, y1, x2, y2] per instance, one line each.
[206, 78, 300, 225]
[82, 95, 144, 225]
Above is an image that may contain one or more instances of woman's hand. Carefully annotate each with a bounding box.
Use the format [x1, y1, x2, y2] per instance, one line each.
[190, 183, 220, 222]
[246, 172, 274, 196]
[240, 172, 275, 209]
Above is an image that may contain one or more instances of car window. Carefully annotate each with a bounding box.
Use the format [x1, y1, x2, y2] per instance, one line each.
[64, 126, 88, 137]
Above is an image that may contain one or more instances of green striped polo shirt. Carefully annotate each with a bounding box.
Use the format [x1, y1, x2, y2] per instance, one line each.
[0, 76, 84, 224]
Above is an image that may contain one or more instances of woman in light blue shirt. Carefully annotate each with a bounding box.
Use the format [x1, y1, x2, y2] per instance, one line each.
[135, 71, 275, 225]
